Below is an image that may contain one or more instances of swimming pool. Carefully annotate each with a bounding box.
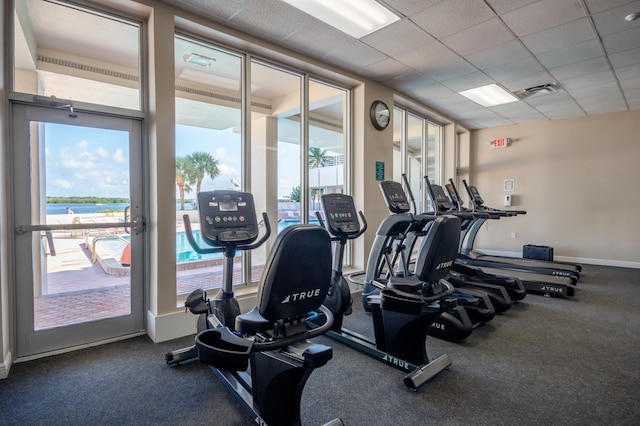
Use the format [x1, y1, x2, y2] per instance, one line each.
[97, 221, 318, 265]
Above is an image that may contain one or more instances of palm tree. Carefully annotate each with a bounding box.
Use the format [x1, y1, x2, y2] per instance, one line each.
[189, 151, 220, 196]
[175, 156, 195, 210]
[308, 147, 330, 168]
[289, 185, 301, 202]
[309, 147, 330, 209]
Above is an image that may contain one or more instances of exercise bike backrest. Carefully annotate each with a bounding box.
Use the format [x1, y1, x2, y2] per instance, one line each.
[412, 214, 461, 284]
[182, 191, 271, 256]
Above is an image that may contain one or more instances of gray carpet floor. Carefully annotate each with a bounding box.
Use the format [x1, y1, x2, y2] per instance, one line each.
[1, 264, 638, 425]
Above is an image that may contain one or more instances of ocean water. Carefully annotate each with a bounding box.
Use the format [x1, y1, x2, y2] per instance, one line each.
[47, 203, 195, 215]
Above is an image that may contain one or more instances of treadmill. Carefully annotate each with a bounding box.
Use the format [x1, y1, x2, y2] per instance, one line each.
[445, 180, 577, 298]
[460, 180, 581, 278]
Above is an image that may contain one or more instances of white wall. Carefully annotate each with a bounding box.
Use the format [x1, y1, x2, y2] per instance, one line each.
[469, 110, 640, 267]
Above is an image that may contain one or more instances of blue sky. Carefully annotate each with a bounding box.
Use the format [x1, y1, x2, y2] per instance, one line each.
[45, 122, 300, 199]
[45, 123, 130, 198]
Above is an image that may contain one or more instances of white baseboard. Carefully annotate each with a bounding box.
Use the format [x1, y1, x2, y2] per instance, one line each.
[147, 292, 258, 343]
[479, 249, 640, 269]
[147, 309, 198, 343]
[0, 350, 12, 380]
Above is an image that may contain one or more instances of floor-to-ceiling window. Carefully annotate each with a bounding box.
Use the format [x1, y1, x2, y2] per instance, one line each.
[174, 36, 245, 295]
[173, 34, 351, 297]
[308, 81, 347, 218]
[392, 106, 443, 212]
[250, 60, 302, 234]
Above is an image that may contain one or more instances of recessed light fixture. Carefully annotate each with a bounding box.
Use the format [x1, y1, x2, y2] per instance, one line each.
[183, 53, 215, 67]
[281, 0, 400, 39]
[459, 84, 519, 107]
[625, 12, 639, 21]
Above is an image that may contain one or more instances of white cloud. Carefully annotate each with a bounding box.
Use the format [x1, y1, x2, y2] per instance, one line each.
[215, 147, 230, 161]
[53, 179, 73, 189]
[96, 147, 109, 158]
[77, 139, 88, 148]
[113, 148, 126, 163]
[217, 163, 235, 176]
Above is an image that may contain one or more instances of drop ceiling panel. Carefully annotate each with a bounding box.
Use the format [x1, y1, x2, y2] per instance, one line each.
[620, 77, 640, 91]
[560, 70, 616, 90]
[536, 39, 603, 68]
[465, 40, 532, 69]
[440, 18, 515, 56]
[608, 47, 640, 68]
[324, 41, 389, 69]
[570, 82, 624, 100]
[548, 56, 611, 80]
[384, 72, 437, 92]
[361, 19, 435, 57]
[394, 41, 459, 70]
[614, 63, 640, 81]
[592, 1, 640, 36]
[485, 0, 540, 14]
[530, 98, 581, 114]
[437, 71, 495, 92]
[520, 18, 598, 54]
[163, 0, 248, 21]
[601, 27, 640, 54]
[227, 0, 315, 42]
[523, 91, 574, 108]
[582, 100, 628, 114]
[584, 0, 637, 14]
[410, 0, 496, 39]
[382, 0, 441, 16]
[411, 82, 458, 99]
[278, 21, 354, 58]
[543, 109, 586, 119]
[501, 0, 587, 37]
[420, 57, 479, 82]
[364, 58, 414, 81]
[483, 57, 543, 81]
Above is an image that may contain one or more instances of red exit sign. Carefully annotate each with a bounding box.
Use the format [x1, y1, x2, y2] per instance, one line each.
[491, 138, 510, 149]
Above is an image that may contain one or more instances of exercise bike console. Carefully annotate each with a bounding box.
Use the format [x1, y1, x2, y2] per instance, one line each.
[321, 193, 362, 236]
[197, 191, 259, 245]
[379, 180, 411, 213]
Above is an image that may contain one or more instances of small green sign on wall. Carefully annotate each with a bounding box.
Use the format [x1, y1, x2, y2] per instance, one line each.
[375, 161, 385, 181]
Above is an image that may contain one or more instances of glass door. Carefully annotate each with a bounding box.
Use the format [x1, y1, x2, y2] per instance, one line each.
[12, 102, 145, 358]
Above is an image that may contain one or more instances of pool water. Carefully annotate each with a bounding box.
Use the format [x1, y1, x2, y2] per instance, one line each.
[110, 221, 318, 263]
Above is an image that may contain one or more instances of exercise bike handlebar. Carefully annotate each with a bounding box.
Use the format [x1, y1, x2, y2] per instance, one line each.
[315, 210, 368, 241]
[250, 304, 335, 352]
[182, 212, 271, 255]
[371, 278, 456, 303]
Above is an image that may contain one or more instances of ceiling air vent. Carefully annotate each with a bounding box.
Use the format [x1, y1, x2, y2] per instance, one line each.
[513, 83, 562, 99]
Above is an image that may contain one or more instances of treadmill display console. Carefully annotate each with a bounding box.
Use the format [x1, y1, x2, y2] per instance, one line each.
[197, 191, 259, 245]
[379, 181, 411, 213]
[321, 194, 360, 236]
[445, 184, 461, 208]
[431, 184, 453, 211]
[469, 186, 485, 205]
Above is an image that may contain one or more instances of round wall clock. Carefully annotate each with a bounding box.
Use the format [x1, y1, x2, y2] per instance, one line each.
[370, 100, 390, 131]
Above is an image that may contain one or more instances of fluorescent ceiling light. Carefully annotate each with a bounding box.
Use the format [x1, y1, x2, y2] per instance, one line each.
[459, 84, 519, 107]
[184, 53, 214, 67]
[282, 0, 400, 38]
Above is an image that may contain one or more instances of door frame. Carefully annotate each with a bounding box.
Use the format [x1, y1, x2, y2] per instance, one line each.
[10, 101, 146, 359]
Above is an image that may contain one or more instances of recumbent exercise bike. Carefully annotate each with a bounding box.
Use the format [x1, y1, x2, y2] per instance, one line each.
[166, 190, 343, 426]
